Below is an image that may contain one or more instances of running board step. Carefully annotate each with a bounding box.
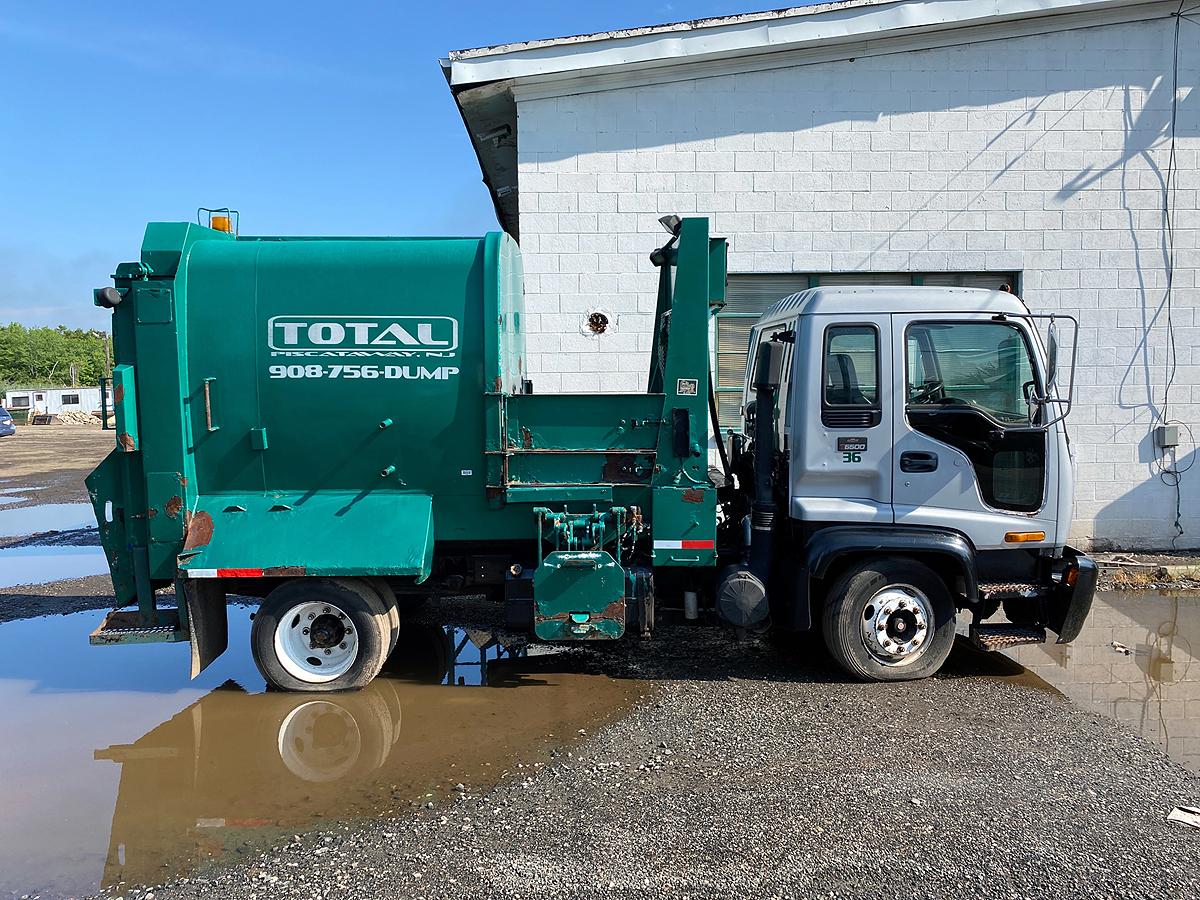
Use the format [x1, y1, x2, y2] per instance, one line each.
[978, 581, 1049, 601]
[970, 624, 1047, 652]
[90, 608, 187, 645]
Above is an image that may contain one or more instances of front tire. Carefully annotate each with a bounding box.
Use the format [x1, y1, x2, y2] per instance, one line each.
[252, 578, 389, 692]
[822, 558, 956, 681]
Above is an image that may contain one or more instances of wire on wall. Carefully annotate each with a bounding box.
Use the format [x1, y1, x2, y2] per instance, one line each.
[1152, 2, 1194, 545]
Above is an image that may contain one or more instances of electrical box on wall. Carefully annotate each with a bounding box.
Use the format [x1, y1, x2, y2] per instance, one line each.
[1155, 425, 1179, 450]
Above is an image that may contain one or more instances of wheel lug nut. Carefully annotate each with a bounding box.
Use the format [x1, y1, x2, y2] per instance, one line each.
[308, 613, 315, 620]
[303, 628, 310, 635]
[324, 648, 332, 655]
[339, 642, 347, 649]
[323, 607, 331, 614]
[338, 612, 346, 619]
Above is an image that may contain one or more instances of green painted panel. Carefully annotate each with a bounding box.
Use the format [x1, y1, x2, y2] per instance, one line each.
[112, 364, 138, 452]
[146, 471, 188, 545]
[532, 550, 625, 640]
[505, 393, 662, 451]
[179, 491, 434, 581]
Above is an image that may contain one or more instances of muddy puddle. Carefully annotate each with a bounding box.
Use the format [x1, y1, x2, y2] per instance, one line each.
[1001, 590, 1200, 773]
[0, 608, 639, 898]
[0, 502, 94, 538]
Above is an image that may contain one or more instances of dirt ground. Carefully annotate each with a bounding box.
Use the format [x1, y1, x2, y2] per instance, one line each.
[0, 424, 113, 504]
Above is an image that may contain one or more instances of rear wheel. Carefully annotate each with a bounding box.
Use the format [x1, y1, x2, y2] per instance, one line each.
[252, 578, 389, 691]
[822, 558, 956, 681]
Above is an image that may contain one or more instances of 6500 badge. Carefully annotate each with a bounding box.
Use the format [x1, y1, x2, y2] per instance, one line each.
[837, 436, 868, 464]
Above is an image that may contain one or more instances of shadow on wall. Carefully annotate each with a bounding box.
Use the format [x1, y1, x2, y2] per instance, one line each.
[1090, 446, 1197, 551]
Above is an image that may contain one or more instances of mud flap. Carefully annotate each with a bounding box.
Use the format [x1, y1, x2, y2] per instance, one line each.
[181, 578, 228, 678]
[1047, 548, 1098, 644]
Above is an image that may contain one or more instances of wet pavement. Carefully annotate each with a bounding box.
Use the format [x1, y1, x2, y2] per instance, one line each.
[1005, 589, 1200, 773]
[0, 502, 94, 538]
[0, 545, 108, 589]
[0, 609, 639, 899]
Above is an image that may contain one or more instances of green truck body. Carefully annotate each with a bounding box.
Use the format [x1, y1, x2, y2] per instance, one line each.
[88, 217, 727, 679]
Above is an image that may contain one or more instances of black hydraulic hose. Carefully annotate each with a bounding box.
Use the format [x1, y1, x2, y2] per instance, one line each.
[749, 345, 778, 584]
[708, 374, 732, 482]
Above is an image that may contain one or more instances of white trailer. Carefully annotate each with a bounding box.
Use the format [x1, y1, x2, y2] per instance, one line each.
[2, 386, 111, 416]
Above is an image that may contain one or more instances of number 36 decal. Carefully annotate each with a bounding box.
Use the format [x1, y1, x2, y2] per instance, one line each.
[837, 437, 867, 464]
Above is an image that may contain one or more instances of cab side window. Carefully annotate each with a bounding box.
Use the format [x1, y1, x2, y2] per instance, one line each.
[823, 325, 881, 428]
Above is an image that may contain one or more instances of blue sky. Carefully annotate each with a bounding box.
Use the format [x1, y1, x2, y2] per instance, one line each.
[1, 0, 814, 329]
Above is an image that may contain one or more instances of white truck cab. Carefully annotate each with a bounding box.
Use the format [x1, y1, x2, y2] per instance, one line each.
[724, 286, 1096, 681]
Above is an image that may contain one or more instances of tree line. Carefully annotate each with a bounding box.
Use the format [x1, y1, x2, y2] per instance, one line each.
[0, 324, 109, 392]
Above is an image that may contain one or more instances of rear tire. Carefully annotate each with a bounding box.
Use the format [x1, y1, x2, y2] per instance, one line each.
[821, 558, 956, 682]
[364, 578, 402, 652]
[337, 578, 398, 656]
[252, 578, 389, 692]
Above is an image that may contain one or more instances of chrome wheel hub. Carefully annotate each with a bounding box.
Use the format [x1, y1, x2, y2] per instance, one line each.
[274, 600, 358, 684]
[861, 586, 932, 667]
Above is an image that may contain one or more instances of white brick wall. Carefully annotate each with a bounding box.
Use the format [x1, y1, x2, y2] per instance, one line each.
[515, 17, 1199, 550]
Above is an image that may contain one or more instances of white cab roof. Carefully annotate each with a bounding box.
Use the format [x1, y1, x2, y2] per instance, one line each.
[760, 286, 1032, 321]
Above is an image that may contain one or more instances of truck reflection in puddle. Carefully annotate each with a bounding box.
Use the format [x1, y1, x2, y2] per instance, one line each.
[1002, 590, 1200, 773]
[93, 624, 634, 891]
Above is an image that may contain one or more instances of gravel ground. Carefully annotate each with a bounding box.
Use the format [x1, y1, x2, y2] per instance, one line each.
[129, 627, 1199, 900]
[0, 573, 116, 624]
[0, 425, 111, 506]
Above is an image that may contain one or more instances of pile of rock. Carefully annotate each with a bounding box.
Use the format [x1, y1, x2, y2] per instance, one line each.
[52, 411, 102, 426]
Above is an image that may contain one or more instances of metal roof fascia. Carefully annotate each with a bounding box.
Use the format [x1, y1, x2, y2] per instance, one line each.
[446, 0, 1137, 87]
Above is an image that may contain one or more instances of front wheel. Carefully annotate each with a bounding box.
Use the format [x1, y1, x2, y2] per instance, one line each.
[251, 578, 390, 691]
[822, 558, 956, 681]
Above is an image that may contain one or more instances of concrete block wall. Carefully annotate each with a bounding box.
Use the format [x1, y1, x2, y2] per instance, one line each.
[514, 17, 1200, 549]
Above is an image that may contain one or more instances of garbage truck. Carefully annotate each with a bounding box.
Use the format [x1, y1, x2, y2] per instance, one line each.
[87, 212, 1096, 690]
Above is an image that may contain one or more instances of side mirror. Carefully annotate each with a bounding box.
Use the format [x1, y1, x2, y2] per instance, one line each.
[753, 341, 785, 390]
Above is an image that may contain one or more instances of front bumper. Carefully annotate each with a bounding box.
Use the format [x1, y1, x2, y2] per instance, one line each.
[1046, 546, 1097, 644]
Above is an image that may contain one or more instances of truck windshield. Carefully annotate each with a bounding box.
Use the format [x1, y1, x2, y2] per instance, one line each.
[906, 322, 1036, 425]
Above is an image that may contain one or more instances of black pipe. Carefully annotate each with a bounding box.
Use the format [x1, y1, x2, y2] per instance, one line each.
[748, 343, 778, 584]
[708, 374, 731, 482]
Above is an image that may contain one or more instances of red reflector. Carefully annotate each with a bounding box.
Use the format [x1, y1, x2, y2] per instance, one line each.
[217, 568, 263, 578]
[680, 540, 715, 549]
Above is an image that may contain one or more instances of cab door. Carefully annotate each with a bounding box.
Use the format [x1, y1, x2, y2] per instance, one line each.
[788, 314, 893, 524]
[890, 314, 1058, 550]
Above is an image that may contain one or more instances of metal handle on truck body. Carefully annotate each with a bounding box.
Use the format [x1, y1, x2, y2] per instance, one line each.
[203, 377, 220, 432]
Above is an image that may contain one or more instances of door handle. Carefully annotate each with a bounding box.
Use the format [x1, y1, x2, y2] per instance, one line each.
[900, 451, 938, 473]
